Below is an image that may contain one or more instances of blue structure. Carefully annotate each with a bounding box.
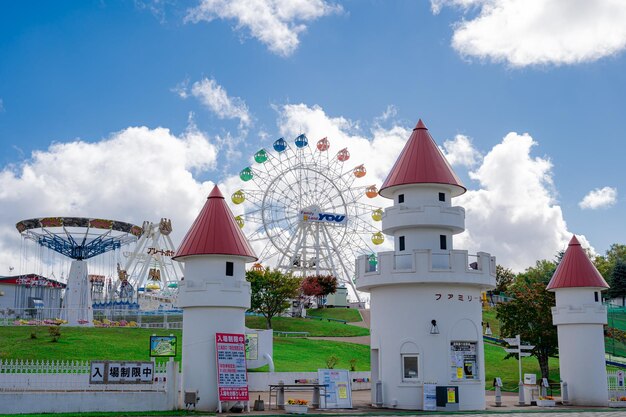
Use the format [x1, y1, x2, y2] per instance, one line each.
[273, 137, 287, 152]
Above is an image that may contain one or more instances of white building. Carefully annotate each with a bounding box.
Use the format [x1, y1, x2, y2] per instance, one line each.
[547, 235, 609, 406]
[173, 185, 257, 412]
[356, 119, 496, 410]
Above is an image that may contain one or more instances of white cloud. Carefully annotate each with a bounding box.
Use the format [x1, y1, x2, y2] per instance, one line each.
[185, 0, 342, 56]
[441, 134, 482, 167]
[433, 0, 626, 67]
[0, 125, 218, 276]
[0, 105, 590, 281]
[179, 78, 252, 129]
[455, 132, 578, 271]
[579, 186, 617, 210]
[0, 98, 4, 112]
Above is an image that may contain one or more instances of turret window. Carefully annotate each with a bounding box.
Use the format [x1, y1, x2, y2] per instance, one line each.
[440, 235, 447, 250]
[399, 236, 405, 251]
[594, 291, 599, 302]
[226, 262, 234, 276]
[398, 194, 405, 204]
[439, 192, 445, 202]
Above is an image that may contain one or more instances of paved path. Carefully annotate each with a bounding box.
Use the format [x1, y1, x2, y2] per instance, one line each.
[244, 390, 626, 416]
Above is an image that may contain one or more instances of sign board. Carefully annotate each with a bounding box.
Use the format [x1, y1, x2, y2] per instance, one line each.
[618, 370, 624, 387]
[150, 335, 177, 357]
[216, 333, 249, 401]
[423, 383, 437, 411]
[318, 369, 352, 408]
[450, 341, 477, 381]
[89, 361, 154, 384]
[245, 333, 258, 360]
[300, 210, 348, 226]
[504, 337, 519, 346]
[524, 374, 537, 385]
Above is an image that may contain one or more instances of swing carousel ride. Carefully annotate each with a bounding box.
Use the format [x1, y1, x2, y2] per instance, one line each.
[232, 134, 385, 301]
[16, 217, 142, 324]
[16, 217, 183, 316]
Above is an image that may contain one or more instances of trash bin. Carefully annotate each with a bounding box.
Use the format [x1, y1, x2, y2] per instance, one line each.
[436, 386, 459, 411]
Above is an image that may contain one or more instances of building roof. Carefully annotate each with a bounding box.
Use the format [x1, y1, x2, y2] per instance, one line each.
[173, 185, 257, 262]
[547, 235, 609, 290]
[0, 274, 66, 288]
[379, 119, 466, 198]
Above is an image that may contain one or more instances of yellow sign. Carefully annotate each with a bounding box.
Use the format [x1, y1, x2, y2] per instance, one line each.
[456, 367, 463, 379]
[447, 387, 456, 403]
[338, 384, 348, 399]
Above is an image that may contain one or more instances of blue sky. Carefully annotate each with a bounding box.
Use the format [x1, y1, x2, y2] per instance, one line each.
[0, 0, 624, 275]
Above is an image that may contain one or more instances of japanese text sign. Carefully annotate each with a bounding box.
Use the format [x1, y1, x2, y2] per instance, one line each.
[216, 333, 248, 401]
[89, 361, 154, 384]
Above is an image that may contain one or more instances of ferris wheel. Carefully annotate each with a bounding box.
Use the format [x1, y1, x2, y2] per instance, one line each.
[231, 134, 385, 302]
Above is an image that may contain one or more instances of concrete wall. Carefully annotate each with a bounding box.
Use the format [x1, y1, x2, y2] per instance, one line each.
[0, 284, 16, 310]
[0, 391, 172, 414]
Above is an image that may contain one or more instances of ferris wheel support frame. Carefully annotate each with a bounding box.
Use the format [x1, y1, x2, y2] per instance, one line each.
[236, 135, 383, 304]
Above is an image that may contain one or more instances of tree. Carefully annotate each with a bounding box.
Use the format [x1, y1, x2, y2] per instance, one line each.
[594, 244, 626, 281]
[608, 260, 626, 306]
[301, 274, 338, 307]
[495, 264, 515, 293]
[496, 260, 558, 380]
[246, 268, 301, 329]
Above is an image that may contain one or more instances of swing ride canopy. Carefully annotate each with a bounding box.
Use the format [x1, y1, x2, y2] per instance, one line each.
[16, 217, 142, 261]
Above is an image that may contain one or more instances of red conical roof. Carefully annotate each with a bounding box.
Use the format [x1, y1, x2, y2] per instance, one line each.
[379, 119, 466, 198]
[547, 235, 608, 290]
[173, 185, 257, 262]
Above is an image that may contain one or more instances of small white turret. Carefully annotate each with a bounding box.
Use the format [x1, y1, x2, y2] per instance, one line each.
[173, 185, 257, 412]
[547, 235, 609, 406]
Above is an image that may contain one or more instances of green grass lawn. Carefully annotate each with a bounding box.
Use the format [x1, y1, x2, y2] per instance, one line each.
[0, 326, 183, 363]
[0, 326, 369, 374]
[251, 339, 370, 372]
[305, 308, 362, 322]
[245, 316, 369, 336]
[484, 342, 560, 391]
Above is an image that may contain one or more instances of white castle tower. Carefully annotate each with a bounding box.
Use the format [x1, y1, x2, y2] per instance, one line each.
[173, 185, 257, 412]
[547, 235, 609, 406]
[356, 120, 496, 410]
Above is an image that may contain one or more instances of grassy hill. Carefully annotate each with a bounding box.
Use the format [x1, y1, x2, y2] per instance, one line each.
[305, 308, 362, 322]
[245, 316, 369, 336]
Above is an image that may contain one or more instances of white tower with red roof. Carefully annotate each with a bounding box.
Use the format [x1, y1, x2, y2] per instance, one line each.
[356, 120, 496, 411]
[547, 235, 609, 406]
[173, 185, 257, 412]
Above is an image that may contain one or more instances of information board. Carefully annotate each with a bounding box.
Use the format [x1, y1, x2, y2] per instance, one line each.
[318, 369, 352, 408]
[216, 333, 249, 401]
[450, 341, 477, 381]
[245, 333, 258, 360]
[150, 335, 177, 357]
[89, 361, 154, 384]
[423, 383, 437, 411]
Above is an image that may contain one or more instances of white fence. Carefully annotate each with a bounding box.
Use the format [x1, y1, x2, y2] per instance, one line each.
[0, 359, 168, 392]
[0, 359, 178, 414]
